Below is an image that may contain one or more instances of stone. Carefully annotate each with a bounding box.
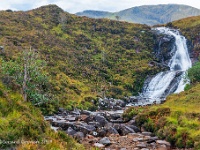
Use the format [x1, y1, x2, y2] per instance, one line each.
[120, 125, 135, 135]
[99, 137, 111, 146]
[156, 140, 171, 147]
[147, 136, 158, 143]
[81, 110, 93, 115]
[73, 132, 84, 141]
[133, 137, 145, 142]
[107, 126, 119, 135]
[88, 121, 100, 128]
[94, 115, 108, 127]
[109, 113, 121, 120]
[142, 132, 153, 136]
[127, 125, 140, 133]
[97, 128, 107, 137]
[66, 127, 76, 136]
[80, 115, 89, 121]
[76, 125, 96, 135]
[94, 143, 105, 148]
[136, 143, 147, 148]
[66, 115, 77, 121]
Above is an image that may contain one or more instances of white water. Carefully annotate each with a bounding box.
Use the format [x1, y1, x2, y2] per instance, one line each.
[141, 27, 192, 103]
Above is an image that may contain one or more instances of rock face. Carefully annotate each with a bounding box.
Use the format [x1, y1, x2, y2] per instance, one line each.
[45, 108, 171, 150]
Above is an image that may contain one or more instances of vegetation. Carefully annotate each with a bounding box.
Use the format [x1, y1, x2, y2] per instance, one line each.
[0, 5, 159, 112]
[0, 81, 84, 149]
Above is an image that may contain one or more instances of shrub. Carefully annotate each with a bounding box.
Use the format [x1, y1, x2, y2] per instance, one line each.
[188, 62, 200, 83]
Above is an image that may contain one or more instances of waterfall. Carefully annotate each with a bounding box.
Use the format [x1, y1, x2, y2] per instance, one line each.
[140, 27, 192, 103]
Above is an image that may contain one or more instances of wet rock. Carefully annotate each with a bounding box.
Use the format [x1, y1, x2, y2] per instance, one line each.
[80, 115, 89, 121]
[107, 126, 119, 135]
[73, 132, 84, 142]
[121, 125, 135, 135]
[109, 113, 121, 120]
[128, 119, 136, 125]
[114, 125, 135, 136]
[66, 127, 76, 136]
[127, 125, 140, 133]
[99, 137, 111, 146]
[94, 143, 105, 148]
[94, 115, 108, 127]
[147, 136, 158, 143]
[81, 110, 93, 115]
[76, 125, 96, 135]
[66, 115, 77, 121]
[88, 121, 100, 128]
[71, 109, 81, 115]
[97, 128, 107, 137]
[58, 107, 66, 113]
[128, 96, 138, 103]
[52, 121, 74, 130]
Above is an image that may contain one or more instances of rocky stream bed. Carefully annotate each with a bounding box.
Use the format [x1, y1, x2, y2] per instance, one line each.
[44, 98, 187, 150]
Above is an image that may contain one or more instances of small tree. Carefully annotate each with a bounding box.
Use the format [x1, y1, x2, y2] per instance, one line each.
[1, 47, 50, 104]
[115, 15, 120, 21]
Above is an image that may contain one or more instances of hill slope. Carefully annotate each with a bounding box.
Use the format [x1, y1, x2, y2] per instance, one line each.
[0, 5, 159, 111]
[76, 4, 200, 25]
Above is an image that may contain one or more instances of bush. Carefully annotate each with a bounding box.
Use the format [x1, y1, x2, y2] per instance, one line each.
[188, 62, 200, 83]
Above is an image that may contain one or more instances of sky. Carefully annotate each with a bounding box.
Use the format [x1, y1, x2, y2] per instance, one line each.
[0, 0, 200, 14]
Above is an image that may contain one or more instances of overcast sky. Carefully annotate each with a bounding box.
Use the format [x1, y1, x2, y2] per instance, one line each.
[1, 0, 200, 13]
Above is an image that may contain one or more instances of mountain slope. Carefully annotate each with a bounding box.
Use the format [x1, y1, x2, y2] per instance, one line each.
[0, 5, 159, 110]
[76, 4, 200, 25]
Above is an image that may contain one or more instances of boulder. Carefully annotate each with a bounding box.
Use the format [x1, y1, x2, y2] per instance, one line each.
[94, 143, 105, 148]
[99, 137, 111, 146]
[94, 115, 108, 127]
[65, 127, 76, 136]
[73, 132, 84, 142]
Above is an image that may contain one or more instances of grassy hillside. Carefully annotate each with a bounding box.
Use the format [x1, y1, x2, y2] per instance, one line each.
[0, 80, 84, 149]
[76, 4, 200, 25]
[0, 5, 159, 112]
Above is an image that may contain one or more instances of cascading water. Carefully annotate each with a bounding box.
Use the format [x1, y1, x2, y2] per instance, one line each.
[140, 27, 192, 103]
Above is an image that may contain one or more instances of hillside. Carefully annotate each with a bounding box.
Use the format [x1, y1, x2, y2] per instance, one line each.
[0, 5, 159, 112]
[76, 4, 200, 25]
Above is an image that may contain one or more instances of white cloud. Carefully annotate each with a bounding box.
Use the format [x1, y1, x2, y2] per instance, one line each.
[0, 0, 200, 13]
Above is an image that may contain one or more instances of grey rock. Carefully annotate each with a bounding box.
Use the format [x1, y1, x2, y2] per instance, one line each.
[136, 143, 147, 148]
[107, 126, 119, 135]
[66, 127, 76, 136]
[147, 136, 159, 143]
[94, 143, 105, 148]
[97, 128, 107, 137]
[156, 140, 171, 147]
[99, 137, 111, 146]
[142, 132, 153, 136]
[94, 115, 108, 127]
[127, 125, 140, 133]
[73, 132, 84, 141]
